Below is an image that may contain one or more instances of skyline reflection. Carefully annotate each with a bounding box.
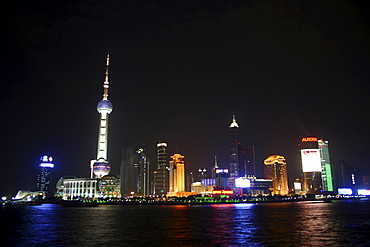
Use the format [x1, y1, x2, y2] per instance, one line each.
[2, 200, 370, 246]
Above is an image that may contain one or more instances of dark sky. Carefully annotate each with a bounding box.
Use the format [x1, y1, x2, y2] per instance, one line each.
[1, 0, 369, 196]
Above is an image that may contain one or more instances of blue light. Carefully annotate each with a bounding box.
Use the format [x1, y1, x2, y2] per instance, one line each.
[39, 163, 54, 168]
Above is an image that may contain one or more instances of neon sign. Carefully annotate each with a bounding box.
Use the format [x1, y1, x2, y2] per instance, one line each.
[215, 169, 229, 173]
[301, 137, 318, 142]
[212, 190, 233, 195]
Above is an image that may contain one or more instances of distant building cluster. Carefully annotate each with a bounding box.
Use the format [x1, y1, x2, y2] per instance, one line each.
[22, 54, 369, 202]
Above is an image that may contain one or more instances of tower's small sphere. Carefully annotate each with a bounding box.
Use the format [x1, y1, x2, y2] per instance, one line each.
[93, 159, 111, 177]
[97, 100, 113, 114]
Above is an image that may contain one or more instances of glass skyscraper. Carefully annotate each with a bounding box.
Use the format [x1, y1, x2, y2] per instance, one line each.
[120, 147, 151, 197]
[318, 139, 334, 192]
[153, 142, 169, 195]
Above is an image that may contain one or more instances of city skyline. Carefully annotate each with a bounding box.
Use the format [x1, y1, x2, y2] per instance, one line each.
[1, 1, 369, 196]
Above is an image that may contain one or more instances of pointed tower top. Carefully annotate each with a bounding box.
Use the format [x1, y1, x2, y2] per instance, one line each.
[103, 52, 110, 100]
[229, 115, 239, 128]
[214, 155, 219, 168]
[97, 52, 113, 114]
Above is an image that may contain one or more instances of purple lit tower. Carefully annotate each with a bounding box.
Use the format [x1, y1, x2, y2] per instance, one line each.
[90, 53, 113, 178]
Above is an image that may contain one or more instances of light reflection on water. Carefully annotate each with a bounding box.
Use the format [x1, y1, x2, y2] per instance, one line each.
[1, 200, 370, 246]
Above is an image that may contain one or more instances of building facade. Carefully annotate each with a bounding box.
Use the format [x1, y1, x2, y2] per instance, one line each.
[264, 155, 289, 196]
[169, 154, 185, 193]
[153, 142, 169, 195]
[36, 155, 54, 196]
[318, 139, 334, 192]
[299, 136, 322, 194]
[229, 115, 255, 178]
[120, 147, 150, 197]
[229, 115, 240, 177]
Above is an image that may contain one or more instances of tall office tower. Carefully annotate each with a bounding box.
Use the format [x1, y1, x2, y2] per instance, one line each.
[121, 147, 135, 197]
[186, 172, 194, 192]
[36, 155, 54, 196]
[136, 148, 151, 196]
[215, 168, 230, 189]
[299, 136, 322, 194]
[318, 139, 334, 192]
[238, 144, 256, 177]
[212, 156, 219, 179]
[229, 115, 240, 177]
[169, 154, 185, 193]
[264, 155, 289, 196]
[154, 142, 169, 195]
[120, 147, 151, 197]
[333, 159, 362, 190]
[91, 53, 113, 178]
[229, 115, 255, 177]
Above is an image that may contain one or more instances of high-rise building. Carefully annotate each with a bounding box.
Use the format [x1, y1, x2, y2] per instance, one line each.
[238, 144, 256, 177]
[229, 115, 240, 177]
[333, 159, 362, 191]
[120, 147, 150, 197]
[318, 139, 334, 192]
[36, 155, 54, 196]
[91, 53, 113, 178]
[229, 115, 255, 178]
[264, 155, 289, 196]
[215, 168, 230, 189]
[186, 172, 194, 192]
[299, 136, 322, 194]
[169, 154, 185, 193]
[153, 142, 169, 195]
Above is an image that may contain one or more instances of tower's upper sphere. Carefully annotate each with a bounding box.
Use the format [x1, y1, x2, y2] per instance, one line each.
[97, 99, 113, 114]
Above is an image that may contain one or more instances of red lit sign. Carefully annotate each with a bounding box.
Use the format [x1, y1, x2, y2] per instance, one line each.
[301, 137, 318, 142]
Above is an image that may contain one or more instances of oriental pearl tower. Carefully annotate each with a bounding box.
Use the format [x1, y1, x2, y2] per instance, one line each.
[90, 53, 113, 178]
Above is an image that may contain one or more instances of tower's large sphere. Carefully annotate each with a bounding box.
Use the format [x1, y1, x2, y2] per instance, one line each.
[93, 159, 111, 177]
[97, 100, 113, 114]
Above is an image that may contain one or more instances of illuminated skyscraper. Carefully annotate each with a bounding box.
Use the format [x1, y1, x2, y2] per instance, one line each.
[229, 115, 255, 177]
[264, 155, 289, 196]
[91, 53, 113, 178]
[299, 136, 322, 194]
[36, 155, 54, 196]
[120, 147, 151, 197]
[169, 154, 185, 193]
[229, 115, 240, 177]
[153, 142, 169, 195]
[318, 139, 334, 192]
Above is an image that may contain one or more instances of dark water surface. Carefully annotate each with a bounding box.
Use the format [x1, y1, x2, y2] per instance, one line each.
[1, 199, 370, 246]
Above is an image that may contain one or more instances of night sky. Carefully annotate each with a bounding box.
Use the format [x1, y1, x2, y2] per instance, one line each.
[1, 0, 369, 196]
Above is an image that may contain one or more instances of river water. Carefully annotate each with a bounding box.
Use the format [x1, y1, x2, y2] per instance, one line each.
[1, 199, 370, 246]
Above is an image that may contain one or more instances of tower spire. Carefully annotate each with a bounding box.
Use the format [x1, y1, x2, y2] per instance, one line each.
[229, 114, 239, 128]
[103, 52, 110, 100]
[214, 155, 218, 168]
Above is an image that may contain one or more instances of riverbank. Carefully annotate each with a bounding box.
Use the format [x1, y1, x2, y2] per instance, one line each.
[38, 195, 369, 206]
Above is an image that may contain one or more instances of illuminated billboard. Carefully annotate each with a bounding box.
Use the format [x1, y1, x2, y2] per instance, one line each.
[358, 189, 370, 196]
[235, 177, 250, 188]
[301, 137, 318, 142]
[294, 182, 301, 190]
[212, 190, 233, 195]
[215, 168, 229, 174]
[338, 188, 353, 195]
[301, 149, 321, 172]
